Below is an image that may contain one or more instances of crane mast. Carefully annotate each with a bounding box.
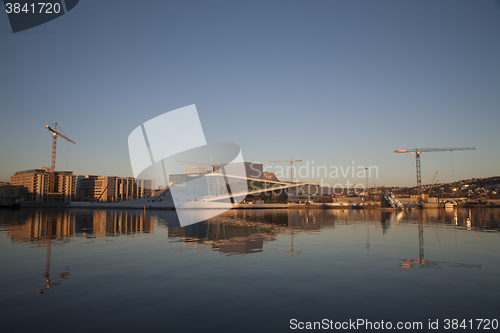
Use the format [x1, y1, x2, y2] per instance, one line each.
[269, 157, 302, 183]
[45, 123, 76, 194]
[394, 147, 475, 196]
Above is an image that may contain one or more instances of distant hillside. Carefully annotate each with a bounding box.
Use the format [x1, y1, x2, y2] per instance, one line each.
[387, 176, 500, 199]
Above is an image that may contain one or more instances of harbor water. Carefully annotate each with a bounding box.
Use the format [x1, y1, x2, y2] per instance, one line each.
[1, 208, 499, 332]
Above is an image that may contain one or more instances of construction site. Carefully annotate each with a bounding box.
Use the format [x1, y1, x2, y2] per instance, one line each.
[2, 123, 499, 209]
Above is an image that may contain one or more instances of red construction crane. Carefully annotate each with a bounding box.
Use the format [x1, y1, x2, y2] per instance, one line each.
[394, 147, 475, 194]
[269, 157, 302, 183]
[45, 123, 75, 193]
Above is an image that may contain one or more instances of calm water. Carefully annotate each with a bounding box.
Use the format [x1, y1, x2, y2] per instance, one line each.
[1, 208, 499, 332]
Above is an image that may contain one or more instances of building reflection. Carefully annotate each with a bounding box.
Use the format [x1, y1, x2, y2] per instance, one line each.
[2, 207, 495, 296]
[161, 207, 500, 256]
[163, 208, 407, 255]
[167, 217, 279, 256]
[5, 209, 154, 242]
[81, 209, 154, 238]
[7, 209, 75, 243]
[163, 209, 325, 255]
[2, 206, 498, 258]
[397, 218, 482, 270]
[3, 209, 154, 295]
[419, 207, 500, 231]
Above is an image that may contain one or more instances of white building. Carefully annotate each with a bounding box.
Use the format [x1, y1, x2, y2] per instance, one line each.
[184, 167, 208, 174]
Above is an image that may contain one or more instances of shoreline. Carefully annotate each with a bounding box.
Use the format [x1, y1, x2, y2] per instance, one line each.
[14, 202, 500, 210]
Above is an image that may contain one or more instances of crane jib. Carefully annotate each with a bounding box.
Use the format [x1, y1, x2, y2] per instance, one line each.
[394, 147, 475, 195]
[395, 147, 475, 153]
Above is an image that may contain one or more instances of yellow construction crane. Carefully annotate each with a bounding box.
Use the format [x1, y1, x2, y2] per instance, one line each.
[269, 158, 302, 183]
[45, 123, 75, 193]
[394, 147, 475, 195]
[426, 170, 440, 202]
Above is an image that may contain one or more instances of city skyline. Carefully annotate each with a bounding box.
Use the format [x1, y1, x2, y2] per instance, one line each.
[2, 1, 500, 187]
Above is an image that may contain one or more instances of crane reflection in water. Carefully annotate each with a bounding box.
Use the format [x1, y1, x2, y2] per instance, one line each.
[36, 213, 70, 295]
[4, 209, 155, 294]
[397, 211, 482, 269]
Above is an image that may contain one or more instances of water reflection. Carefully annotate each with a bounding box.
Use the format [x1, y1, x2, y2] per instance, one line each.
[163, 209, 323, 256]
[419, 207, 500, 231]
[2, 207, 499, 248]
[1, 207, 498, 332]
[397, 219, 482, 270]
[156, 208, 500, 257]
[0, 208, 498, 266]
[3, 209, 154, 242]
[1, 209, 154, 295]
[35, 212, 71, 295]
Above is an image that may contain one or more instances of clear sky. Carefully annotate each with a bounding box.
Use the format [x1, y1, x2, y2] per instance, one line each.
[1, 0, 499, 187]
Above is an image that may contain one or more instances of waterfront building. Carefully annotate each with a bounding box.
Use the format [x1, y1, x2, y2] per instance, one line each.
[0, 182, 27, 201]
[167, 163, 345, 204]
[286, 184, 336, 203]
[10, 168, 76, 202]
[184, 166, 208, 174]
[169, 174, 187, 186]
[9, 169, 154, 202]
[76, 176, 154, 202]
[170, 162, 264, 187]
[264, 172, 279, 182]
[151, 186, 168, 197]
[220, 162, 264, 179]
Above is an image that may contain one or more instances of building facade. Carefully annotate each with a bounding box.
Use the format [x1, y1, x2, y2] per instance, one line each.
[10, 168, 76, 202]
[264, 172, 278, 182]
[10, 169, 154, 203]
[286, 184, 336, 203]
[77, 175, 154, 202]
[219, 162, 264, 179]
[0, 182, 27, 201]
[184, 167, 208, 174]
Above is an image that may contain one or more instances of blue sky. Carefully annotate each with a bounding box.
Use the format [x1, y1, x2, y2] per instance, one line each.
[1, 0, 499, 187]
